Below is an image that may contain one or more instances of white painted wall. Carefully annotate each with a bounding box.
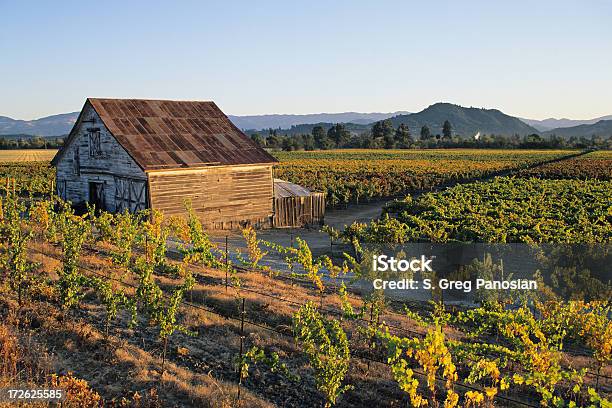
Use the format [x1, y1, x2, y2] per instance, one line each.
[55, 103, 146, 212]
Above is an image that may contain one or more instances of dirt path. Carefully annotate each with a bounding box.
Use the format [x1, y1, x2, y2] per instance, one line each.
[205, 199, 385, 270]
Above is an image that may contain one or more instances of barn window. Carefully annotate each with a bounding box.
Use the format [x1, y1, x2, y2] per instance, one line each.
[73, 147, 80, 175]
[88, 130, 102, 157]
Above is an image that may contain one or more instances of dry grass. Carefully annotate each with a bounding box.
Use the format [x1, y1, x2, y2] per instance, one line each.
[10, 239, 611, 407]
[0, 149, 57, 163]
[0, 286, 271, 408]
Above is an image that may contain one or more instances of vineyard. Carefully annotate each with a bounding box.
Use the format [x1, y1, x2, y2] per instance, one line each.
[273, 149, 579, 206]
[365, 177, 611, 243]
[0, 149, 610, 407]
[0, 161, 55, 195]
[516, 151, 612, 180]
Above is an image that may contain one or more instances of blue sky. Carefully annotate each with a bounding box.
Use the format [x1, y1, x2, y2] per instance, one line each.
[1, 0, 611, 120]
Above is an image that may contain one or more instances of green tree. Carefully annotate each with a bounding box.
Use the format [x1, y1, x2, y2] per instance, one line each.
[383, 133, 395, 149]
[302, 134, 316, 150]
[250, 134, 265, 147]
[394, 124, 413, 148]
[372, 119, 395, 140]
[312, 126, 326, 147]
[266, 133, 282, 148]
[312, 125, 335, 149]
[290, 136, 303, 151]
[281, 137, 293, 151]
[420, 125, 432, 140]
[327, 124, 350, 147]
[442, 120, 452, 139]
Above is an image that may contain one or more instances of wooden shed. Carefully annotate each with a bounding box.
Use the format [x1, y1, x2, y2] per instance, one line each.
[51, 98, 277, 229]
[273, 179, 325, 228]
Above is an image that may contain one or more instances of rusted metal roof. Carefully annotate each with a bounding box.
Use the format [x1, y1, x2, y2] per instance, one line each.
[274, 178, 322, 198]
[53, 98, 277, 170]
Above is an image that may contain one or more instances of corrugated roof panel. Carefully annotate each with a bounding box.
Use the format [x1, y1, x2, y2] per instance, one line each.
[274, 179, 314, 198]
[85, 98, 276, 170]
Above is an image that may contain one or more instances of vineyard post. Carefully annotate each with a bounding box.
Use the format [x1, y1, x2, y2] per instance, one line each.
[367, 302, 374, 372]
[161, 336, 168, 374]
[237, 297, 246, 404]
[145, 234, 149, 263]
[225, 235, 229, 292]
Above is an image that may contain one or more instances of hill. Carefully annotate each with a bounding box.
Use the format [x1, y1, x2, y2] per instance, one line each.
[387, 103, 538, 137]
[0, 112, 78, 136]
[521, 115, 612, 131]
[543, 120, 612, 138]
[228, 111, 409, 130]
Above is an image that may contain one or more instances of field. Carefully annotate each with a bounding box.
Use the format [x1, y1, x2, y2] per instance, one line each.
[273, 149, 579, 206]
[0, 149, 58, 162]
[516, 150, 612, 180]
[0, 149, 610, 407]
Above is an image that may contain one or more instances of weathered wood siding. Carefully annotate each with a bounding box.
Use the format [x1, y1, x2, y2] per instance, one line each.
[273, 193, 325, 228]
[148, 165, 274, 229]
[55, 104, 147, 212]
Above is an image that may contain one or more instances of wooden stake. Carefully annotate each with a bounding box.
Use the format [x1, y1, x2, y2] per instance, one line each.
[161, 337, 168, 374]
[237, 297, 246, 404]
[225, 236, 229, 292]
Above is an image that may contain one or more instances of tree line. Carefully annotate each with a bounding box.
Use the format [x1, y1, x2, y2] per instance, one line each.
[251, 119, 612, 151]
[0, 136, 65, 149]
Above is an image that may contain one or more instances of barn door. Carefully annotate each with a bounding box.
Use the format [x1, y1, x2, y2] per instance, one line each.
[114, 177, 129, 212]
[130, 180, 147, 212]
[114, 177, 147, 213]
[88, 182, 105, 211]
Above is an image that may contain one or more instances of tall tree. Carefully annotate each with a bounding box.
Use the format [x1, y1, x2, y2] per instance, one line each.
[327, 124, 350, 147]
[383, 133, 395, 149]
[302, 134, 316, 150]
[250, 134, 265, 147]
[394, 124, 413, 148]
[266, 133, 282, 148]
[312, 126, 328, 149]
[420, 125, 431, 140]
[281, 137, 294, 151]
[372, 119, 395, 140]
[442, 120, 452, 140]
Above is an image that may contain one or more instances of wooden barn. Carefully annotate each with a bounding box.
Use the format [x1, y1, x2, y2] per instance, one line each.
[51, 98, 278, 229]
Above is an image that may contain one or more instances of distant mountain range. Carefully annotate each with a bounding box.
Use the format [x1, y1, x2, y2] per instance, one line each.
[1, 104, 611, 139]
[542, 120, 612, 138]
[520, 115, 612, 132]
[0, 112, 77, 137]
[228, 111, 410, 130]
